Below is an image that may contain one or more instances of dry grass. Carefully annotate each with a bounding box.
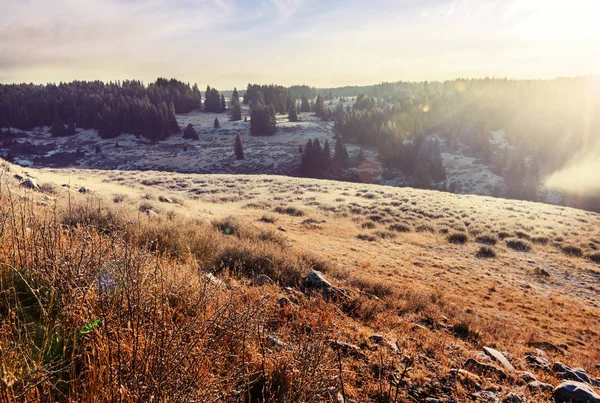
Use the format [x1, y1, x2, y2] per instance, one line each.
[2, 162, 600, 402]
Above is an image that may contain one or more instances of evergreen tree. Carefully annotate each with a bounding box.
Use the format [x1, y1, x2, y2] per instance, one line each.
[322, 139, 332, 171]
[95, 144, 101, 154]
[221, 94, 227, 112]
[183, 123, 199, 140]
[334, 138, 349, 167]
[214, 117, 220, 128]
[314, 95, 326, 118]
[288, 103, 299, 122]
[234, 133, 244, 160]
[232, 87, 239, 103]
[230, 99, 242, 121]
[66, 120, 77, 136]
[250, 104, 277, 136]
[51, 117, 66, 137]
[300, 95, 310, 113]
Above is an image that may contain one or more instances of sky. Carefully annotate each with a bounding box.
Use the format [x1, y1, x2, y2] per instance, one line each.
[0, 0, 599, 89]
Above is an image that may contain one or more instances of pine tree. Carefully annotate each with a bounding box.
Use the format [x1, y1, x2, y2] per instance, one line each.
[230, 99, 242, 121]
[314, 95, 326, 118]
[300, 95, 310, 112]
[51, 117, 66, 137]
[288, 103, 299, 122]
[234, 133, 244, 160]
[322, 139, 332, 171]
[334, 138, 348, 167]
[232, 87, 239, 103]
[66, 120, 77, 136]
[95, 144, 101, 154]
[214, 117, 220, 128]
[221, 94, 227, 112]
[183, 123, 199, 140]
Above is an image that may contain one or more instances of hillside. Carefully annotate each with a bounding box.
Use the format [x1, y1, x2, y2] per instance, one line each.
[2, 159, 600, 402]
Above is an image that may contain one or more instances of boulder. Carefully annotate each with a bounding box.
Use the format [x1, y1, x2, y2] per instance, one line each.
[331, 340, 366, 359]
[483, 347, 515, 372]
[525, 355, 551, 371]
[19, 178, 38, 190]
[277, 297, 292, 308]
[553, 362, 600, 387]
[304, 270, 332, 289]
[266, 336, 289, 351]
[78, 186, 88, 193]
[527, 381, 553, 392]
[518, 371, 537, 384]
[553, 381, 600, 403]
[503, 393, 526, 403]
[146, 209, 159, 218]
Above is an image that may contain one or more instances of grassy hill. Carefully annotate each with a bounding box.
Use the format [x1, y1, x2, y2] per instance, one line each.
[1, 159, 599, 402]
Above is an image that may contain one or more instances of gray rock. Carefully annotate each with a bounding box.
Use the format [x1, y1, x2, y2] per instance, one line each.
[277, 226, 286, 232]
[304, 270, 332, 289]
[369, 334, 398, 353]
[20, 178, 38, 190]
[527, 381, 553, 392]
[331, 340, 365, 359]
[158, 196, 173, 203]
[553, 381, 600, 403]
[204, 273, 224, 287]
[267, 336, 289, 351]
[425, 398, 441, 403]
[146, 209, 159, 218]
[483, 347, 515, 372]
[553, 362, 600, 387]
[78, 186, 88, 193]
[502, 393, 526, 403]
[525, 355, 550, 370]
[253, 274, 273, 286]
[519, 371, 537, 383]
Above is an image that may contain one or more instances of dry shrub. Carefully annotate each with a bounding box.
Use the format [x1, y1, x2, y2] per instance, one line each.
[447, 232, 468, 244]
[273, 206, 305, 217]
[476, 246, 496, 259]
[388, 223, 412, 233]
[561, 244, 583, 257]
[39, 181, 59, 194]
[475, 233, 498, 245]
[531, 235, 549, 245]
[506, 237, 532, 252]
[587, 252, 600, 264]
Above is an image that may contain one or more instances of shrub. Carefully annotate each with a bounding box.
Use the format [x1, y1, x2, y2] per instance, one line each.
[112, 193, 127, 203]
[531, 236, 549, 245]
[447, 232, 468, 244]
[213, 216, 241, 235]
[475, 233, 498, 245]
[506, 238, 532, 252]
[357, 234, 377, 242]
[416, 224, 437, 233]
[273, 206, 305, 217]
[39, 182, 58, 195]
[561, 244, 583, 257]
[389, 223, 412, 233]
[476, 246, 496, 259]
[361, 222, 376, 229]
[586, 252, 600, 264]
[258, 214, 277, 224]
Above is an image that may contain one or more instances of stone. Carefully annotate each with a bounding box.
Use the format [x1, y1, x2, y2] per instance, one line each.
[304, 270, 332, 289]
[78, 186, 88, 193]
[146, 209, 159, 218]
[451, 368, 482, 389]
[204, 273, 224, 287]
[424, 398, 441, 403]
[266, 336, 289, 351]
[483, 347, 515, 372]
[553, 381, 600, 403]
[331, 340, 366, 359]
[253, 274, 273, 286]
[277, 226, 286, 232]
[527, 381, 553, 392]
[518, 371, 537, 383]
[525, 355, 550, 371]
[502, 393, 525, 403]
[158, 196, 173, 203]
[553, 362, 600, 387]
[369, 334, 398, 353]
[20, 178, 38, 190]
[463, 358, 509, 380]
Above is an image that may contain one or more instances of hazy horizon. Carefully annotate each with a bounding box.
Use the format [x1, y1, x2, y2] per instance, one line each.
[1, 0, 599, 89]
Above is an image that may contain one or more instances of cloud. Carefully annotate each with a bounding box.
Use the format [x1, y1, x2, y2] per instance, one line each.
[268, 0, 305, 22]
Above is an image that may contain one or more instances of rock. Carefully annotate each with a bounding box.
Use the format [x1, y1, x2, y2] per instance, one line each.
[146, 209, 159, 218]
[253, 274, 273, 286]
[277, 226, 286, 232]
[519, 371, 537, 383]
[476, 352, 493, 363]
[532, 348, 547, 358]
[13, 174, 23, 180]
[369, 334, 398, 353]
[324, 286, 349, 301]
[331, 340, 366, 359]
[266, 336, 289, 351]
[553, 381, 600, 403]
[553, 362, 600, 386]
[475, 390, 499, 402]
[19, 178, 38, 190]
[463, 358, 509, 380]
[277, 297, 292, 308]
[304, 270, 332, 289]
[78, 186, 88, 193]
[503, 393, 526, 403]
[525, 355, 551, 371]
[483, 347, 515, 372]
[158, 196, 173, 203]
[527, 381, 553, 392]
[425, 398, 441, 403]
